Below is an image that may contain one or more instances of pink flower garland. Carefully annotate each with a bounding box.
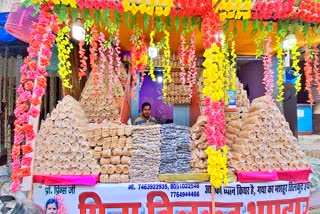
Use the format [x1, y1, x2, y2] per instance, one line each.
[11, 2, 57, 192]
[98, 32, 107, 83]
[178, 35, 187, 84]
[187, 32, 197, 99]
[107, 44, 114, 99]
[204, 97, 226, 148]
[89, 25, 99, 96]
[114, 29, 121, 83]
[304, 48, 314, 104]
[262, 37, 274, 102]
[78, 40, 87, 79]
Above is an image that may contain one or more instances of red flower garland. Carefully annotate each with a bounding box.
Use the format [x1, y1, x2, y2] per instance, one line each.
[251, 0, 295, 20]
[77, 0, 124, 11]
[201, 12, 221, 49]
[11, 2, 57, 192]
[170, 0, 211, 16]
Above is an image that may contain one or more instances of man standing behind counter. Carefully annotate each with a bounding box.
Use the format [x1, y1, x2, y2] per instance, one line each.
[133, 102, 158, 125]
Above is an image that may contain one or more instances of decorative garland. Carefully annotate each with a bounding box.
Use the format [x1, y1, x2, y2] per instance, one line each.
[114, 29, 122, 80]
[77, 0, 123, 11]
[186, 32, 197, 99]
[56, 25, 73, 89]
[313, 44, 320, 94]
[178, 34, 187, 85]
[290, 0, 320, 24]
[78, 40, 87, 79]
[129, 28, 148, 90]
[262, 37, 274, 102]
[291, 43, 301, 94]
[89, 24, 99, 96]
[98, 32, 107, 83]
[251, 0, 295, 20]
[54, 195, 67, 214]
[201, 12, 221, 49]
[162, 29, 172, 98]
[220, 35, 230, 105]
[148, 30, 156, 82]
[170, 0, 212, 16]
[202, 44, 226, 102]
[122, 0, 173, 16]
[11, 2, 57, 192]
[204, 97, 226, 147]
[214, 0, 252, 20]
[206, 145, 228, 188]
[275, 36, 285, 102]
[229, 39, 237, 91]
[304, 48, 314, 104]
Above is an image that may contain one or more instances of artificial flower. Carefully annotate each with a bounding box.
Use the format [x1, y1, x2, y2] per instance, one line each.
[313, 44, 320, 94]
[206, 145, 229, 188]
[262, 37, 275, 102]
[275, 35, 285, 102]
[56, 25, 73, 89]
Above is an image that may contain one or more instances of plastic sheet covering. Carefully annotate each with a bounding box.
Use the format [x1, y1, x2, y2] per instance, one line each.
[0, 12, 16, 42]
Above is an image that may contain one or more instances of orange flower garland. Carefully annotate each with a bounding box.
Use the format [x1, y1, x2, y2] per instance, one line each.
[304, 48, 314, 104]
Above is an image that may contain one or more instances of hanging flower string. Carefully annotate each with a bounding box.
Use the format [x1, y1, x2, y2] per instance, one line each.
[148, 30, 156, 81]
[54, 195, 67, 214]
[201, 13, 221, 49]
[304, 48, 314, 104]
[122, 0, 173, 16]
[215, 0, 252, 20]
[221, 35, 230, 105]
[171, 0, 212, 16]
[202, 44, 225, 102]
[89, 24, 99, 96]
[229, 39, 237, 91]
[251, 0, 295, 20]
[11, 2, 57, 192]
[178, 34, 187, 85]
[114, 29, 122, 81]
[276, 36, 285, 102]
[206, 145, 228, 188]
[186, 32, 197, 99]
[78, 40, 87, 79]
[56, 25, 73, 89]
[291, 43, 301, 94]
[98, 32, 107, 83]
[161, 29, 172, 98]
[313, 44, 320, 93]
[262, 37, 274, 102]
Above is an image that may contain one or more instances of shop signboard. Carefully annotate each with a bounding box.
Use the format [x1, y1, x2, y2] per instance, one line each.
[32, 181, 310, 214]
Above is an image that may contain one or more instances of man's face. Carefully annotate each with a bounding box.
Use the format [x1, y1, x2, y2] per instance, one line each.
[46, 203, 57, 214]
[142, 105, 151, 118]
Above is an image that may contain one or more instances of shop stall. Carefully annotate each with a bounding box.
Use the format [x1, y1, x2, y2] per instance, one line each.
[3, 0, 320, 213]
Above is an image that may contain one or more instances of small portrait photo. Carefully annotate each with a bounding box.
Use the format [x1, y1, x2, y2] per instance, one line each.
[45, 198, 58, 214]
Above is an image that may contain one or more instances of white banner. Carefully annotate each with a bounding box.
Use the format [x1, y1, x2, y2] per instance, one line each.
[32, 181, 310, 214]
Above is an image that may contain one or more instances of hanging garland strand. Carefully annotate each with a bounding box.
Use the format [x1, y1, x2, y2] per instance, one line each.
[275, 35, 285, 102]
[303, 47, 314, 104]
[11, 2, 57, 192]
[78, 40, 87, 79]
[313, 44, 320, 94]
[291, 43, 301, 94]
[229, 35, 237, 91]
[56, 25, 73, 89]
[187, 31, 197, 100]
[162, 29, 172, 98]
[262, 37, 274, 102]
[89, 24, 99, 96]
[148, 30, 156, 81]
[98, 32, 107, 83]
[178, 34, 187, 85]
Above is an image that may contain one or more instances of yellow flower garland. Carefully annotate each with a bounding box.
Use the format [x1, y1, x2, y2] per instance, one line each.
[202, 44, 226, 102]
[206, 145, 229, 188]
[230, 40, 237, 91]
[221, 36, 230, 105]
[148, 30, 156, 81]
[122, 0, 173, 16]
[291, 44, 301, 94]
[276, 36, 285, 102]
[214, 0, 252, 21]
[162, 29, 172, 97]
[56, 26, 73, 89]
